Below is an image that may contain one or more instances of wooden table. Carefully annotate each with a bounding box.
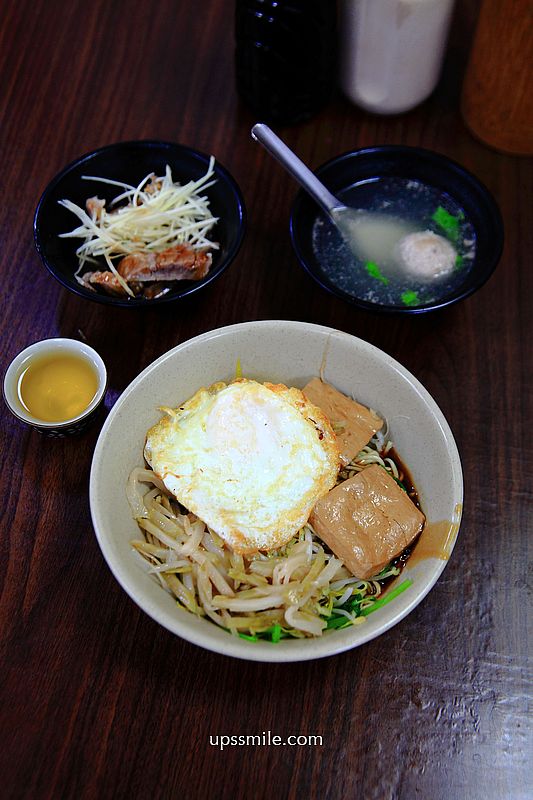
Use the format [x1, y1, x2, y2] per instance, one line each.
[1, 1, 531, 797]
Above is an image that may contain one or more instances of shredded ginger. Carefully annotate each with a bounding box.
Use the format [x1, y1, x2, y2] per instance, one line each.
[59, 158, 219, 288]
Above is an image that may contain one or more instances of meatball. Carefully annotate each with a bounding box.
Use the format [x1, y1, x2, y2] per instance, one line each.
[397, 231, 456, 279]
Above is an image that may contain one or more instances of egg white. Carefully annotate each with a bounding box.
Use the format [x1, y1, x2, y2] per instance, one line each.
[144, 379, 340, 553]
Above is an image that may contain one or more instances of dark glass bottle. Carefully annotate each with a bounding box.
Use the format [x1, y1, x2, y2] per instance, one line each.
[235, 0, 337, 125]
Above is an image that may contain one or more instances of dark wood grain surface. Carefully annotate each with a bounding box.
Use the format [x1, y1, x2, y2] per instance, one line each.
[1, 1, 531, 798]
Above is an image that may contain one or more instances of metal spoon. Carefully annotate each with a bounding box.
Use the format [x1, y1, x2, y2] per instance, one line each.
[252, 124, 459, 283]
[251, 122, 382, 261]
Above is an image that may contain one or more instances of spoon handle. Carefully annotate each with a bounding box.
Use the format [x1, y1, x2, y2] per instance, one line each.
[251, 123, 341, 215]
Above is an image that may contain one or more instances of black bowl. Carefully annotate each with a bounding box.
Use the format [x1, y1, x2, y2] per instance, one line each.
[290, 146, 504, 314]
[34, 140, 246, 307]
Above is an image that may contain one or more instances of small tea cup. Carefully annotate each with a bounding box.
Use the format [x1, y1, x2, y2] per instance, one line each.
[3, 338, 107, 437]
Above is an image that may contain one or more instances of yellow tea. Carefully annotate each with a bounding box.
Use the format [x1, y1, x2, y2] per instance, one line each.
[18, 353, 98, 422]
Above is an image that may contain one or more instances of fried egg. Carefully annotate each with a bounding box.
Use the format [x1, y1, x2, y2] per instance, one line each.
[144, 379, 340, 554]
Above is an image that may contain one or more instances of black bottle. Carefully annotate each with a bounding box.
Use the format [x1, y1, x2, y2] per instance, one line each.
[235, 0, 337, 125]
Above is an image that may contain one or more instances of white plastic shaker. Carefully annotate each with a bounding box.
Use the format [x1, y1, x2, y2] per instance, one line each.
[339, 0, 456, 115]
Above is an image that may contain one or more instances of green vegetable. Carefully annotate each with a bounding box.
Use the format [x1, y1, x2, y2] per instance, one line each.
[431, 206, 463, 242]
[380, 464, 407, 493]
[393, 476, 408, 493]
[271, 624, 282, 643]
[237, 581, 413, 641]
[401, 290, 420, 307]
[246, 624, 289, 643]
[326, 615, 351, 629]
[454, 254, 464, 271]
[365, 261, 389, 285]
[261, 623, 283, 643]
[360, 579, 413, 616]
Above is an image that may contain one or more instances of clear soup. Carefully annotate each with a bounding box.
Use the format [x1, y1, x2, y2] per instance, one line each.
[312, 176, 476, 308]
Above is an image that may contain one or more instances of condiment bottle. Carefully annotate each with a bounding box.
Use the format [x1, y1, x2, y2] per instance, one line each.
[338, 0, 456, 115]
[235, 0, 337, 125]
[461, 0, 533, 155]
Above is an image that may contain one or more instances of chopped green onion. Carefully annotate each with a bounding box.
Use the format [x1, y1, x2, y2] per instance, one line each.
[239, 632, 258, 641]
[365, 261, 389, 285]
[431, 206, 463, 242]
[360, 579, 413, 616]
[401, 290, 419, 307]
